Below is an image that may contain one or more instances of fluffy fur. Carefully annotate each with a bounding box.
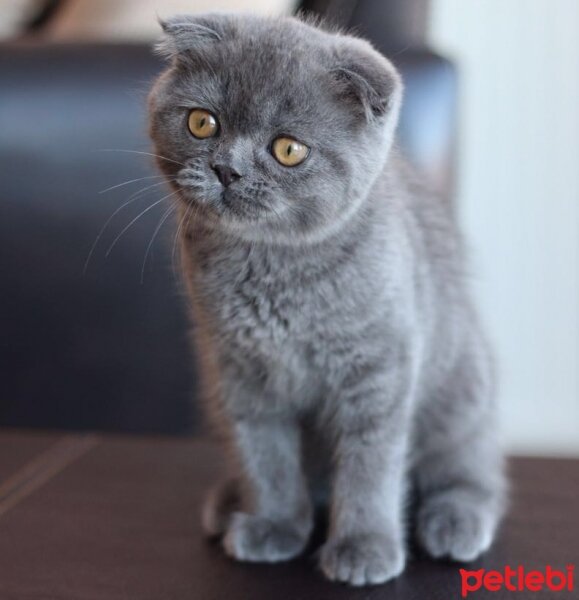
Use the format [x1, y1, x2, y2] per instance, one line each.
[148, 13, 505, 586]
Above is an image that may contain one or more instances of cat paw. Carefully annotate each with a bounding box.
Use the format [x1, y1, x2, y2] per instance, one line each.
[319, 534, 405, 586]
[417, 497, 494, 562]
[201, 479, 242, 538]
[223, 512, 310, 563]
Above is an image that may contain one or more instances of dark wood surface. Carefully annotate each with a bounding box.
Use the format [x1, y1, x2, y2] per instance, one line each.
[0, 430, 577, 599]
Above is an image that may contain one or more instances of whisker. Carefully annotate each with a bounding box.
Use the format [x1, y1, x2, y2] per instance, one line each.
[83, 180, 175, 274]
[171, 206, 191, 279]
[99, 175, 167, 195]
[97, 148, 186, 168]
[126, 179, 173, 202]
[84, 196, 146, 274]
[389, 43, 411, 58]
[105, 190, 181, 258]
[172, 202, 199, 308]
[172, 204, 191, 267]
[140, 203, 177, 284]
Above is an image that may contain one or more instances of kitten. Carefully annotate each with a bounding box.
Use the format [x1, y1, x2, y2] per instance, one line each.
[148, 14, 505, 586]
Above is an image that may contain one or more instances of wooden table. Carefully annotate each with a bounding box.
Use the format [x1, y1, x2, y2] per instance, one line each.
[0, 430, 577, 599]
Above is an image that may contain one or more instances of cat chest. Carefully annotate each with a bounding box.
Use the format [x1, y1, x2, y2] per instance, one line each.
[202, 272, 309, 351]
[189, 245, 382, 365]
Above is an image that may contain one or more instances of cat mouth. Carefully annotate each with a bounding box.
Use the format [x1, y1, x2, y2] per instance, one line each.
[177, 183, 274, 223]
[219, 190, 269, 221]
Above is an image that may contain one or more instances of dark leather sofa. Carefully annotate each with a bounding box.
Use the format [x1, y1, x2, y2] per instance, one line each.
[0, 2, 456, 434]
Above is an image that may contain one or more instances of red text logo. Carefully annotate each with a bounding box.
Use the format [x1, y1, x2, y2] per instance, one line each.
[460, 565, 574, 597]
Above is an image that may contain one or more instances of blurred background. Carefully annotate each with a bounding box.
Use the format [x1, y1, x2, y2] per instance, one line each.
[0, 0, 577, 456]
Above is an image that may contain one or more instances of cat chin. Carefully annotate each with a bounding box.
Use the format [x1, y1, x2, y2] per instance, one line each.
[195, 211, 359, 247]
[177, 187, 367, 246]
[177, 191, 278, 235]
[178, 187, 271, 221]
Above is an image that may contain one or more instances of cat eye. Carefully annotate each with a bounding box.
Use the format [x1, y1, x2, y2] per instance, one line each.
[188, 108, 219, 139]
[271, 137, 310, 167]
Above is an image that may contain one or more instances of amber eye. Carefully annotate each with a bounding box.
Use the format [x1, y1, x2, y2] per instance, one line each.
[271, 137, 309, 167]
[188, 108, 218, 139]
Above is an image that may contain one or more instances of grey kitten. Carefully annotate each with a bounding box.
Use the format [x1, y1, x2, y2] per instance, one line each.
[148, 14, 505, 586]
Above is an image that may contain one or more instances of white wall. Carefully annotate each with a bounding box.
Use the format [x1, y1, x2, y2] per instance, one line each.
[429, 1, 579, 456]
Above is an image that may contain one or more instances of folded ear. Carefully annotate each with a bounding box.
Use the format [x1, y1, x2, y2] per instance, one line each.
[155, 14, 235, 60]
[330, 37, 403, 121]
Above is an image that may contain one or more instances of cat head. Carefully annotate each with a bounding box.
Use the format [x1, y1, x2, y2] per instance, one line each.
[148, 14, 403, 244]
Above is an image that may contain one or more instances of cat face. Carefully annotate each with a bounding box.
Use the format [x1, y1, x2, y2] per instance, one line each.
[149, 14, 403, 244]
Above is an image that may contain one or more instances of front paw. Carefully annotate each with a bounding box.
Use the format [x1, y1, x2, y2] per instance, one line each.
[417, 497, 494, 562]
[320, 534, 405, 586]
[223, 512, 311, 563]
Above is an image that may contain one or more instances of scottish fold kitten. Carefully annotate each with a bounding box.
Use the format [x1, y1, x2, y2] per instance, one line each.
[148, 14, 505, 586]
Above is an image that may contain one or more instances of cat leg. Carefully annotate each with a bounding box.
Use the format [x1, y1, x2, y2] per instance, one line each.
[413, 352, 506, 562]
[220, 416, 313, 563]
[320, 354, 413, 586]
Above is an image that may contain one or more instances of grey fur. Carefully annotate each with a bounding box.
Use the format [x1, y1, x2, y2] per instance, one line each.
[148, 14, 506, 586]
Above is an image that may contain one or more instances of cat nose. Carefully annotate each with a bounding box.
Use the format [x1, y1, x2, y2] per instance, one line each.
[211, 163, 241, 187]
